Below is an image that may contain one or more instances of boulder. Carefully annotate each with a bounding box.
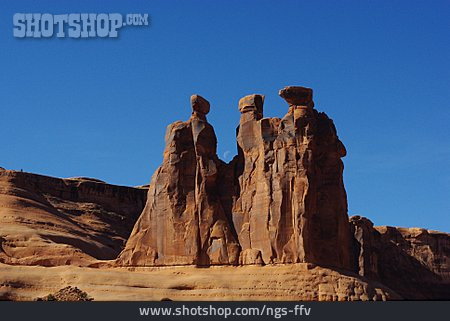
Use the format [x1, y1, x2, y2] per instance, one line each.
[190, 94, 210, 116]
[278, 86, 314, 107]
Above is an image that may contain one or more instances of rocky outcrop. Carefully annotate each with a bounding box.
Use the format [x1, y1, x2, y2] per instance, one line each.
[114, 86, 449, 299]
[231, 87, 352, 269]
[350, 216, 450, 299]
[0, 168, 147, 266]
[117, 95, 240, 266]
[0, 85, 449, 301]
[350, 216, 379, 279]
[119, 86, 353, 270]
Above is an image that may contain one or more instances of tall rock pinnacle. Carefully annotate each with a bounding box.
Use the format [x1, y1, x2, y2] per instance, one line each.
[117, 95, 239, 266]
[232, 86, 352, 268]
[118, 86, 353, 270]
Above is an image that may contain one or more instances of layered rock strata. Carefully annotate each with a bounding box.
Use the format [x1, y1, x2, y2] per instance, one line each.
[0, 169, 147, 266]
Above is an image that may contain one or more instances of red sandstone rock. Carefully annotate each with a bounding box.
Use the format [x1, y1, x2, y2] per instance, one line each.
[120, 88, 353, 270]
[239, 249, 264, 265]
[190, 94, 210, 116]
[0, 168, 147, 266]
[231, 88, 352, 269]
[0, 86, 449, 301]
[238, 94, 264, 119]
[349, 216, 379, 279]
[278, 86, 314, 107]
[350, 215, 450, 299]
[117, 95, 240, 266]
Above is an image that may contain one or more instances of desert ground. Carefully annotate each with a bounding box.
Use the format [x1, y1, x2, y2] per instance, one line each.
[0, 262, 398, 301]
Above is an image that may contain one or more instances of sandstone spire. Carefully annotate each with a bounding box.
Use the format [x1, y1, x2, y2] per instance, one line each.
[117, 95, 239, 266]
[118, 87, 353, 270]
[232, 86, 352, 268]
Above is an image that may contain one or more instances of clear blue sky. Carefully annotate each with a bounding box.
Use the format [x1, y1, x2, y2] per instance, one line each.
[1, 0, 449, 232]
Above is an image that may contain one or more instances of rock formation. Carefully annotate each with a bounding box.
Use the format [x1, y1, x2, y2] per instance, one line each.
[0, 168, 147, 266]
[0, 86, 448, 300]
[350, 216, 379, 279]
[231, 87, 352, 269]
[350, 216, 450, 299]
[0, 262, 400, 301]
[118, 86, 352, 270]
[117, 95, 240, 266]
[113, 85, 449, 299]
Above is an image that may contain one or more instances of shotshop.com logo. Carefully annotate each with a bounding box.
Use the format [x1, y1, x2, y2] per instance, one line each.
[13, 13, 149, 38]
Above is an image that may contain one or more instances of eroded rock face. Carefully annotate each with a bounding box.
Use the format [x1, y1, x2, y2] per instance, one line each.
[231, 87, 352, 269]
[233, 87, 351, 268]
[117, 95, 240, 266]
[238, 94, 264, 119]
[350, 216, 450, 300]
[376, 226, 450, 299]
[1, 86, 449, 300]
[350, 216, 379, 279]
[278, 86, 314, 108]
[0, 169, 147, 266]
[116, 86, 448, 301]
[119, 87, 353, 270]
[191, 94, 210, 116]
[0, 263, 401, 301]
